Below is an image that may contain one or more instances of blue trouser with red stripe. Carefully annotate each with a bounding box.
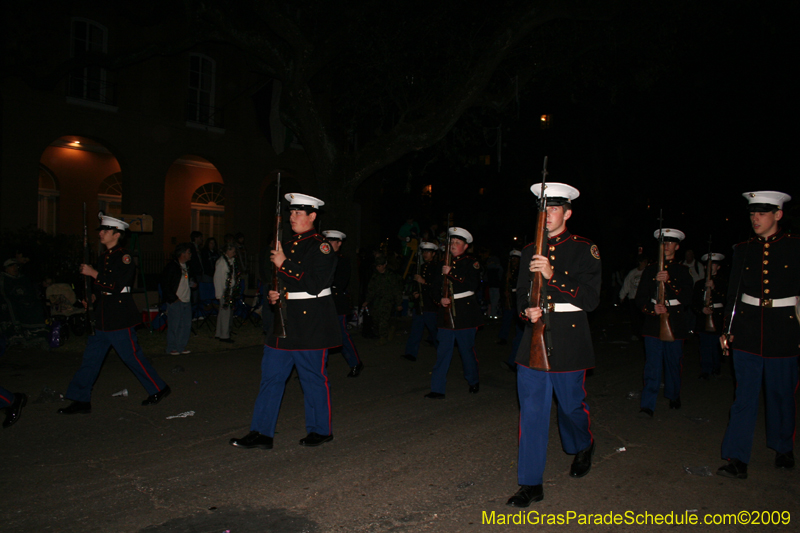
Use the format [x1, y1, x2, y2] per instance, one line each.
[517, 365, 593, 485]
[430, 328, 478, 394]
[65, 328, 167, 402]
[0, 385, 14, 409]
[338, 315, 361, 367]
[640, 336, 683, 412]
[721, 350, 798, 463]
[405, 311, 439, 358]
[251, 346, 332, 438]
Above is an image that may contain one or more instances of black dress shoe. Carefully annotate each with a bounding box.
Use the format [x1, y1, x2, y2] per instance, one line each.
[141, 385, 171, 406]
[500, 361, 517, 373]
[58, 401, 92, 415]
[669, 397, 681, 409]
[638, 407, 654, 418]
[506, 485, 543, 507]
[299, 432, 333, 447]
[775, 451, 795, 469]
[401, 354, 417, 362]
[717, 458, 748, 479]
[229, 431, 273, 449]
[570, 441, 595, 478]
[468, 383, 479, 394]
[424, 392, 445, 399]
[347, 362, 364, 377]
[3, 393, 27, 428]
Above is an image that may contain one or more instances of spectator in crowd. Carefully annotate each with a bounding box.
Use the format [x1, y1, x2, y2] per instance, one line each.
[161, 243, 193, 355]
[200, 237, 220, 283]
[214, 242, 239, 343]
[619, 254, 648, 340]
[363, 254, 403, 345]
[397, 218, 420, 256]
[0, 258, 48, 346]
[235, 232, 249, 288]
[188, 231, 204, 304]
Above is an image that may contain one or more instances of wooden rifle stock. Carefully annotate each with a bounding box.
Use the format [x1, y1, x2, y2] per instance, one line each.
[272, 175, 287, 338]
[528, 201, 550, 371]
[657, 239, 676, 342]
[440, 235, 456, 328]
[702, 249, 716, 333]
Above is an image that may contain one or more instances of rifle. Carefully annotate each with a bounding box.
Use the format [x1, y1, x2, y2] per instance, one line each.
[722, 240, 750, 355]
[272, 173, 288, 338]
[411, 246, 423, 315]
[702, 235, 716, 333]
[440, 230, 456, 328]
[82, 203, 95, 336]
[656, 210, 676, 341]
[528, 156, 551, 371]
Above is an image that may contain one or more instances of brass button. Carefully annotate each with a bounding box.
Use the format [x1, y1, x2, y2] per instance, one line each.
[547, 295, 552, 300]
[763, 270, 768, 274]
[549, 245, 555, 251]
[763, 260, 769, 265]
[764, 279, 769, 284]
[764, 289, 770, 294]
[764, 251, 769, 256]
[764, 243, 770, 248]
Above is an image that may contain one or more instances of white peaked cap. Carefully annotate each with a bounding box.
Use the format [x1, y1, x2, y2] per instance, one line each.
[701, 253, 725, 262]
[530, 182, 580, 203]
[742, 191, 791, 210]
[420, 241, 438, 251]
[322, 230, 346, 240]
[285, 193, 324, 209]
[448, 227, 473, 244]
[653, 228, 686, 241]
[97, 213, 129, 231]
[510, 249, 522, 257]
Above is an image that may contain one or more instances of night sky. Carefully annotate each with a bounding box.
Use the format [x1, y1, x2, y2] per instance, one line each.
[364, 1, 795, 276]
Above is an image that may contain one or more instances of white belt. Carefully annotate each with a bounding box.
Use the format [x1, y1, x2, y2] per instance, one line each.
[551, 303, 581, 312]
[711, 303, 723, 309]
[742, 294, 798, 308]
[511, 289, 517, 292]
[102, 287, 130, 296]
[651, 298, 680, 306]
[286, 288, 332, 300]
[453, 291, 474, 299]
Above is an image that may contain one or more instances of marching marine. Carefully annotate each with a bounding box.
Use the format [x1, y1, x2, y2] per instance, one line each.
[425, 227, 482, 398]
[634, 228, 693, 416]
[506, 183, 601, 507]
[323, 230, 364, 377]
[230, 193, 340, 450]
[691, 252, 727, 379]
[59, 215, 171, 414]
[402, 241, 440, 362]
[718, 190, 799, 478]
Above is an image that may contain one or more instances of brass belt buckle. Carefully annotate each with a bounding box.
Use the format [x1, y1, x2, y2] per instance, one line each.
[762, 299, 773, 308]
[544, 303, 555, 313]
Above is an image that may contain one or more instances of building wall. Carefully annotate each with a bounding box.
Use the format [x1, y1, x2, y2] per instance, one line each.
[1, 8, 314, 257]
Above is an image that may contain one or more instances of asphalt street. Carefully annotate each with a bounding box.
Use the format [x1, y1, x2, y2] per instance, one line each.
[1, 309, 797, 532]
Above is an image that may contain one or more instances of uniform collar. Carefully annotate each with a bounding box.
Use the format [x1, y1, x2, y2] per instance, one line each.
[548, 228, 570, 244]
[292, 229, 317, 241]
[756, 229, 783, 243]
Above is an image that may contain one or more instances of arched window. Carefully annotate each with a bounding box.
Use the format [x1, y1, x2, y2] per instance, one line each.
[191, 183, 225, 244]
[98, 172, 122, 217]
[38, 165, 59, 234]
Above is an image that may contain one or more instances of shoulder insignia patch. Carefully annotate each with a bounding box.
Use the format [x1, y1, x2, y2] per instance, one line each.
[122, 254, 132, 264]
[473, 261, 480, 269]
[320, 242, 331, 254]
[590, 245, 600, 260]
